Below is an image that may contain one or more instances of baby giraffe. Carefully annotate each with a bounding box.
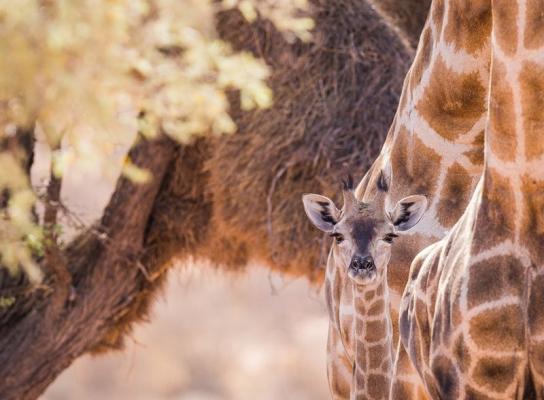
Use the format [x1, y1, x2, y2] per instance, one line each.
[303, 174, 427, 399]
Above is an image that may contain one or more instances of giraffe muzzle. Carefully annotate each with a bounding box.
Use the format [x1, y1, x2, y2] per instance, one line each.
[348, 255, 377, 285]
[349, 256, 375, 272]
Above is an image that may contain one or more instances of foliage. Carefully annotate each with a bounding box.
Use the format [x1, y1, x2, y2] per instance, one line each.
[0, 0, 312, 282]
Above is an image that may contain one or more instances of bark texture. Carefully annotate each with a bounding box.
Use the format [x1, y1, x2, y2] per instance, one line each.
[0, 135, 176, 399]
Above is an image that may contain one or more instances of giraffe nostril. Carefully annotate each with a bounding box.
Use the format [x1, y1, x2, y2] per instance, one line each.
[350, 256, 375, 271]
[362, 256, 374, 270]
[350, 258, 362, 271]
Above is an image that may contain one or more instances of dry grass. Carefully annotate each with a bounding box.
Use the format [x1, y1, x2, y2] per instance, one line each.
[77, 0, 415, 353]
[368, 0, 432, 48]
[192, 1, 413, 280]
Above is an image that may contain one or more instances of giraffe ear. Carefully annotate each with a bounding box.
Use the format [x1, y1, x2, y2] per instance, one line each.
[302, 194, 340, 233]
[389, 195, 428, 231]
[376, 162, 392, 192]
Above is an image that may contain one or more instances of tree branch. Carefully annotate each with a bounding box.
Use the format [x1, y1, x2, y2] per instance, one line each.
[0, 134, 176, 400]
[43, 158, 71, 321]
[0, 126, 35, 208]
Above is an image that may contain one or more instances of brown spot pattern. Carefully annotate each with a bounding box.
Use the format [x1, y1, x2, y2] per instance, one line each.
[469, 305, 524, 351]
[390, 308, 399, 346]
[418, 58, 487, 141]
[489, 59, 517, 161]
[525, 0, 544, 49]
[528, 341, 544, 379]
[391, 128, 442, 196]
[396, 343, 415, 372]
[464, 130, 485, 166]
[450, 286, 463, 327]
[467, 255, 524, 309]
[391, 381, 412, 400]
[389, 234, 423, 295]
[330, 363, 351, 398]
[520, 175, 544, 263]
[397, 79, 410, 117]
[493, 1, 518, 55]
[364, 290, 375, 301]
[368, 346, 383, 369]
[367, 299, 385, 315]
[431, 355, 459, 398]
[520, 62, 544, 161]
[444, 0, 492, 54]
[355, 368, 366, 390]
[472, 170, 516, 253]
[432, 0, 445, 32]
[365, 320, 386, 343]
[453, 335, 471, 372]
[416, 298, 431, 345]
[472, 356, 518, 392]
[367, 374, 388, 399]
[436, 162, 473, 226]
[410, 26, 433, 92]
[528, 274, 544, 335]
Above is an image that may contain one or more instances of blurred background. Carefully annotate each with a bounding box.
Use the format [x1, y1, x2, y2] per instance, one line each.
[32, 135, 328, 400]
[0, 1, 427, 398]
[42, 265, 329, 400]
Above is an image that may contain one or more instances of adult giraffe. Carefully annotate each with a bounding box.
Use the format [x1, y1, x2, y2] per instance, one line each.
[303, 0, 494, 396]
[397, 0, 544, 398]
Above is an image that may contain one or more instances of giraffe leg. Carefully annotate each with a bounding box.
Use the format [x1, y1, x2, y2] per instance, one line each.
[391, 339, 430, 400]
[527, 266, 544, 399]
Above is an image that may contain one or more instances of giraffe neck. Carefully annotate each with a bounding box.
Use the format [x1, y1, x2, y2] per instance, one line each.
[366, 0, 491, 228]
[397, 2, 544, 398]
[475, 0, 544, 257]
[352, 278, 393, 399]
[355, 0, 491, 306]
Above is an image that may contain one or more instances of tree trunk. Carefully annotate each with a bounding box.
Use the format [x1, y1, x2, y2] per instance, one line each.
[0, 134, 176, 399]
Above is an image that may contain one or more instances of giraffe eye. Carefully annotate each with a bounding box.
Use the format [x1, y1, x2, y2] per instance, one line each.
[330, 233, 344, 244]
[382, 233, 398, 244]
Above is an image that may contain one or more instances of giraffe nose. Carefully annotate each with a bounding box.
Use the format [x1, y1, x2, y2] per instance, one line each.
[350, 255, 374, 271]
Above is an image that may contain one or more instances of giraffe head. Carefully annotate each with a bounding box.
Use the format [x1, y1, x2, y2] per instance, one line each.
[302, 174, 428, 286]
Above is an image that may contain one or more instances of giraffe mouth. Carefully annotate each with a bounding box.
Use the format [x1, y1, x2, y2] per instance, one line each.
[347, 263, 376, 284]
[349, 265, 375, 276]
[348, 260, 375, 280]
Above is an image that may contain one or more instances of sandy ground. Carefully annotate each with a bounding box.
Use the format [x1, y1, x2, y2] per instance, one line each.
[33, 138, 330, 400]
[41, 265, 329, 400]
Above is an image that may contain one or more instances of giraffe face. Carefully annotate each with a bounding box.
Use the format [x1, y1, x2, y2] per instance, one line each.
[302, 176, 428, 286]
[331, 209, 393, 285]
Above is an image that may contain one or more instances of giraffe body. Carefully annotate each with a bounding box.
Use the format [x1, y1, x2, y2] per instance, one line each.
[306, 0, 493, 395]
[338, 0, 491, 396]
[301, 0, 544, 396]
[356, 0, 490, 343]
[398, 0, 544, 398]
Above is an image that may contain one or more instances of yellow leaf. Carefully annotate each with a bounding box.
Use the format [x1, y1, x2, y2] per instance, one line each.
[239, 1, 257, 22]
[122, 158, 152, 184]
